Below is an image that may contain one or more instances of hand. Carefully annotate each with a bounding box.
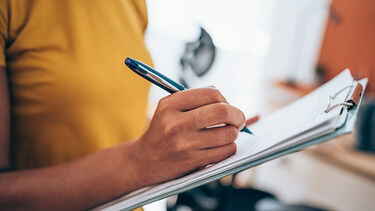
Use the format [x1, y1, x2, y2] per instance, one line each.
[129, 87, 246, 185]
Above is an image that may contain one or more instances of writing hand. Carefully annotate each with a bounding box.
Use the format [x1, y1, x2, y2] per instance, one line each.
[129, 87, 246, 185]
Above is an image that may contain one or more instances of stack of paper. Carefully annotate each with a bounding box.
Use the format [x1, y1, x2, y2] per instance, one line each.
[95, 70, 366, 211]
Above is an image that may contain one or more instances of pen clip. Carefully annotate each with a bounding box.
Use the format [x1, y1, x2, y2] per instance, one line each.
[133, 59, 185, 91]
[137, 65, 181, 93]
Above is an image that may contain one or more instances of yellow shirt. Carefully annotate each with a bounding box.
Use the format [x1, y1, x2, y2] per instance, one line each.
[0, 0, 152, 170]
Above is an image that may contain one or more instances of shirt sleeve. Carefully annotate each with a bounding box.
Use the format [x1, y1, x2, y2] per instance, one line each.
[0, 0, 8, 67]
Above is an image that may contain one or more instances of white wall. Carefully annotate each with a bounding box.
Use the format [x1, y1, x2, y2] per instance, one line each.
[145, 0, 331, 117]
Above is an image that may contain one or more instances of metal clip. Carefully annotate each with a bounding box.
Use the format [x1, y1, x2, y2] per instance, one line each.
[325, 83, 363, 113]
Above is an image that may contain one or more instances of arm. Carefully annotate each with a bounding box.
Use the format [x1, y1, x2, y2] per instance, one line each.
[0, 67, 144, 210]
[0, 66, 148, 210]
[0, 67, 10, 170]
[0, 69, 245, 210]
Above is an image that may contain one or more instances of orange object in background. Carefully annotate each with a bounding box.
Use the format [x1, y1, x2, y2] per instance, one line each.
[317, 0, 375, 95]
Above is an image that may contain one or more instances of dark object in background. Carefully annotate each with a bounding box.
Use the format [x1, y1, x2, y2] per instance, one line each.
[167, 181, 329, 211]
[180, 27, 216, 88]
[356, 100, 375, 153]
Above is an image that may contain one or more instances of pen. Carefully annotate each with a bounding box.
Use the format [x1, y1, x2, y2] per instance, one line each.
[125, 57, 253, 135]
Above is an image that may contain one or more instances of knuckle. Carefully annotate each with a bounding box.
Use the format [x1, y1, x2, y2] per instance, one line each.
[162, 120, 182, 137]
[201, 87, 224, 103]
[172, 141, 182, 152]
[157, 97, 170, 113]
[159, 96, 169, 106]
[240, 111, 246, 125]
[210, 88, 225, 102]
[172, 141, 191, 155]
[228, 143, 237, 155]
[216, 103, 230, 118]
[161, 126, 171, 137]
[225, 126, 239, 142]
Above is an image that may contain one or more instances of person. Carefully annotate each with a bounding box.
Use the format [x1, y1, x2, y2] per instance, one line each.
[0, 0, 247, 210]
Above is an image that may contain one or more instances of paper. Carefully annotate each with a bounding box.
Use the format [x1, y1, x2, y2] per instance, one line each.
[95, 69, 357, 211]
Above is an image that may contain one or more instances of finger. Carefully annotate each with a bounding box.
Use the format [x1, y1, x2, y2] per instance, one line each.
[188, 103, 245, 130]
[193, 125, 240, 149]
[162, 87, 227, 111]
[246, 115, 260, 126]
[197, 143, 237, 167]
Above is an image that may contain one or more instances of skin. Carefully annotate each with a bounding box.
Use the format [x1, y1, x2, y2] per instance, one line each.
[0, 67, 247, 210]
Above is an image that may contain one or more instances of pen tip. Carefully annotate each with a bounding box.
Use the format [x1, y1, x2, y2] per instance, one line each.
[241, 126, 253, 135]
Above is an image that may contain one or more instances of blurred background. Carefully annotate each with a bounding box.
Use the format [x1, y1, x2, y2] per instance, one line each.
[143, 0, 375, 210]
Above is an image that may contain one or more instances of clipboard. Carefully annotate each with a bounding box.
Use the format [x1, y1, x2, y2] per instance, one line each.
[95, 74, 368, 211]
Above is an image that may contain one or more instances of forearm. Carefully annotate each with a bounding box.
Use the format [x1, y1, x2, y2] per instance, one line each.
[0, 140, 145, 211]
[0, 67, 10, 170]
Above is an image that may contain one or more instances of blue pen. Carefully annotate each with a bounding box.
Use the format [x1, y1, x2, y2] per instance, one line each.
[125, 57, 253, 135]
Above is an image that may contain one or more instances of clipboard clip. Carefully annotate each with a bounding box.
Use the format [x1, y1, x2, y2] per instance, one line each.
[325, 83, 363, 113]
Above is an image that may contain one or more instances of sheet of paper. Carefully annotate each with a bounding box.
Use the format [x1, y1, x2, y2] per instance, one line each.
[96, 70, 355, 211]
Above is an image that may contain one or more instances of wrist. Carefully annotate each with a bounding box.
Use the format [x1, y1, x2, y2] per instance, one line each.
[117, 138, 150, 192]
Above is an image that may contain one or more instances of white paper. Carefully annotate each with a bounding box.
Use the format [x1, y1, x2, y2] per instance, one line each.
[95, 69, 355, 211]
